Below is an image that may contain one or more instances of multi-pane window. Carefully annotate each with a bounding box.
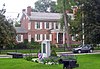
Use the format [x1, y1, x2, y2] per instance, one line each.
[16, 34, 23, 42]
[35, 34, 43, 41]
[37, 22, 40, 29]
[46, 22, 49, 29]
[35, 22, 42, 29]
[44, 22, 52, 29]
[17, 34, 21, 41]
[46, 34, 49, 40]
[37, 34, 40, 40]
[55, 23, 59, 29]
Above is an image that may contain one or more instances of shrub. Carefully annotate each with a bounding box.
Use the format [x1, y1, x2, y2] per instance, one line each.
[16, 42, 28, 49]
[50, 50, 57, 57]
[41, 56, 59, 65]
[24, 55, 33, 61]
[71, 44, 79, 48]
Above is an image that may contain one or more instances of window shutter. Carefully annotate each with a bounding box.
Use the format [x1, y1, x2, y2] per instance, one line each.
[40, 22, 42, 29]
[35, 34, 37, 41]
[54, 22, 56, 29]
[50, 34, 52, 41]
[28, 34, 31, 42]
[44, 22, 46, 29]
[40, 34, 43, 41]
[58, 23, 60, 29]
[35, 22, 37, 29]
[49, 22, 52, 29]
[21, 35, 23, 42]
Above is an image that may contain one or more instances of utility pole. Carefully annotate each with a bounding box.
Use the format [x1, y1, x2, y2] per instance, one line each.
[63, 0, 70, 49]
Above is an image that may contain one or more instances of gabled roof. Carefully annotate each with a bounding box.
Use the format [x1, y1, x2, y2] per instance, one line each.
[29, 12, 62, 21]
[15, 27, 28, 33]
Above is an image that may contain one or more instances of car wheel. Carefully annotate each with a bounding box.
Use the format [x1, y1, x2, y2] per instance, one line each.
[89, 49, 93, 53]
[78, 50, 81, 53]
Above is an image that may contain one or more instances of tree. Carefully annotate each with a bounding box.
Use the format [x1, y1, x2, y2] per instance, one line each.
[54, 0, 79, 49]
[0, 4, 16, 50]
[34, 0, 56, 12]
[82, 0, 100, 44]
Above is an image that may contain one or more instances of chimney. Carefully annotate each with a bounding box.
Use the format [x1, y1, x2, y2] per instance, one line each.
[27, 6, 32, 16]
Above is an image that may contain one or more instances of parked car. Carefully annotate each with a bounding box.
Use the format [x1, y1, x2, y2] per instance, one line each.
[72, 44, 94, 53]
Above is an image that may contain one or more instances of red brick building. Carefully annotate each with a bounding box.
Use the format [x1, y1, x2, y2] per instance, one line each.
[16, 6, 80, 45]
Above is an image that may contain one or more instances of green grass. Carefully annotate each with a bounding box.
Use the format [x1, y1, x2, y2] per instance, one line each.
[0, 54, 100, 69]
[0, 58, 62, 69]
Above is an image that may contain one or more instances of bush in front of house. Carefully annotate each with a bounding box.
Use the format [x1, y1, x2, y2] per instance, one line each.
[71, 44, 79, 48]
[40, 56, 60, 65]
[50, 50, 57, 57]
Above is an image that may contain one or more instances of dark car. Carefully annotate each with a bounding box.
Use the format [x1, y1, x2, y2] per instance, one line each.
[72, 44, 94, 53]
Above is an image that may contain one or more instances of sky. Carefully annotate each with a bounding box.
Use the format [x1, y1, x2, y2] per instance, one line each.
[0, 0, 56, 18]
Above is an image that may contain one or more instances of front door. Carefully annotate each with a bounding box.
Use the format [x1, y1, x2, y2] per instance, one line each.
[58, 33, 63, 44]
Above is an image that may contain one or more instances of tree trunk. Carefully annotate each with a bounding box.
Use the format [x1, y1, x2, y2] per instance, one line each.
[63, 0, 70, 50]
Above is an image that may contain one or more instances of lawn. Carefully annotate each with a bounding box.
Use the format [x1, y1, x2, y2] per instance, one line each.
[0, 54, 100, 69]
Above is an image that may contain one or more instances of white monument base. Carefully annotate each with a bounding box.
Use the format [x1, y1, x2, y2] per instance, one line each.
[41, 40, 51, 58]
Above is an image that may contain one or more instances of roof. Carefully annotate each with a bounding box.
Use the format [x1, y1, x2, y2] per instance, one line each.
[29, 12, 62, 21]
[15, 27, 28, 33]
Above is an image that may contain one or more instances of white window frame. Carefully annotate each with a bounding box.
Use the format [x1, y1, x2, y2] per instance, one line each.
[44, 34, 52, 41]
[44, 22, 49, 29]
[35, 34, 43, 41]
[28, 22, 31, 30]
[16, 34, 23, 42]
[54, 22, 60, 30]
[35, 22, 42, 29]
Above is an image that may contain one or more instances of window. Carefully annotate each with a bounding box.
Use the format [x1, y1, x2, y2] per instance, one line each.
[46, 34, 49, 40]
[54, 22, 59, 29]
[55, 23, 59, 29]
[35, 34, 43, 41]
[37, 22, 40, 29]
[44, 22, 52, 29]
[18, 34, 21, 41]
[35, 22, 42, 29]
[16, 34, 23, 42]
[46, 22, 49, 29]
[45, 34, 52, 41]
[37, 34, 40, 40]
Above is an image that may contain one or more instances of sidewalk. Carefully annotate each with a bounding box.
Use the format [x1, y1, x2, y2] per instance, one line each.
[0, 55, 12, 58]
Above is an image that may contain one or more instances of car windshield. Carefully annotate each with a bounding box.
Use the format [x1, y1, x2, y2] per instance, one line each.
[78, 45, 83, 47]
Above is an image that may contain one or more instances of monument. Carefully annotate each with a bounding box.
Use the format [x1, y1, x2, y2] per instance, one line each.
[41, 40, 51, 58]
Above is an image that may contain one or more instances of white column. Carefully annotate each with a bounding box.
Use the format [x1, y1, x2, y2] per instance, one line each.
[57, 32, 58, 43]
[63, 32, 65, 44]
